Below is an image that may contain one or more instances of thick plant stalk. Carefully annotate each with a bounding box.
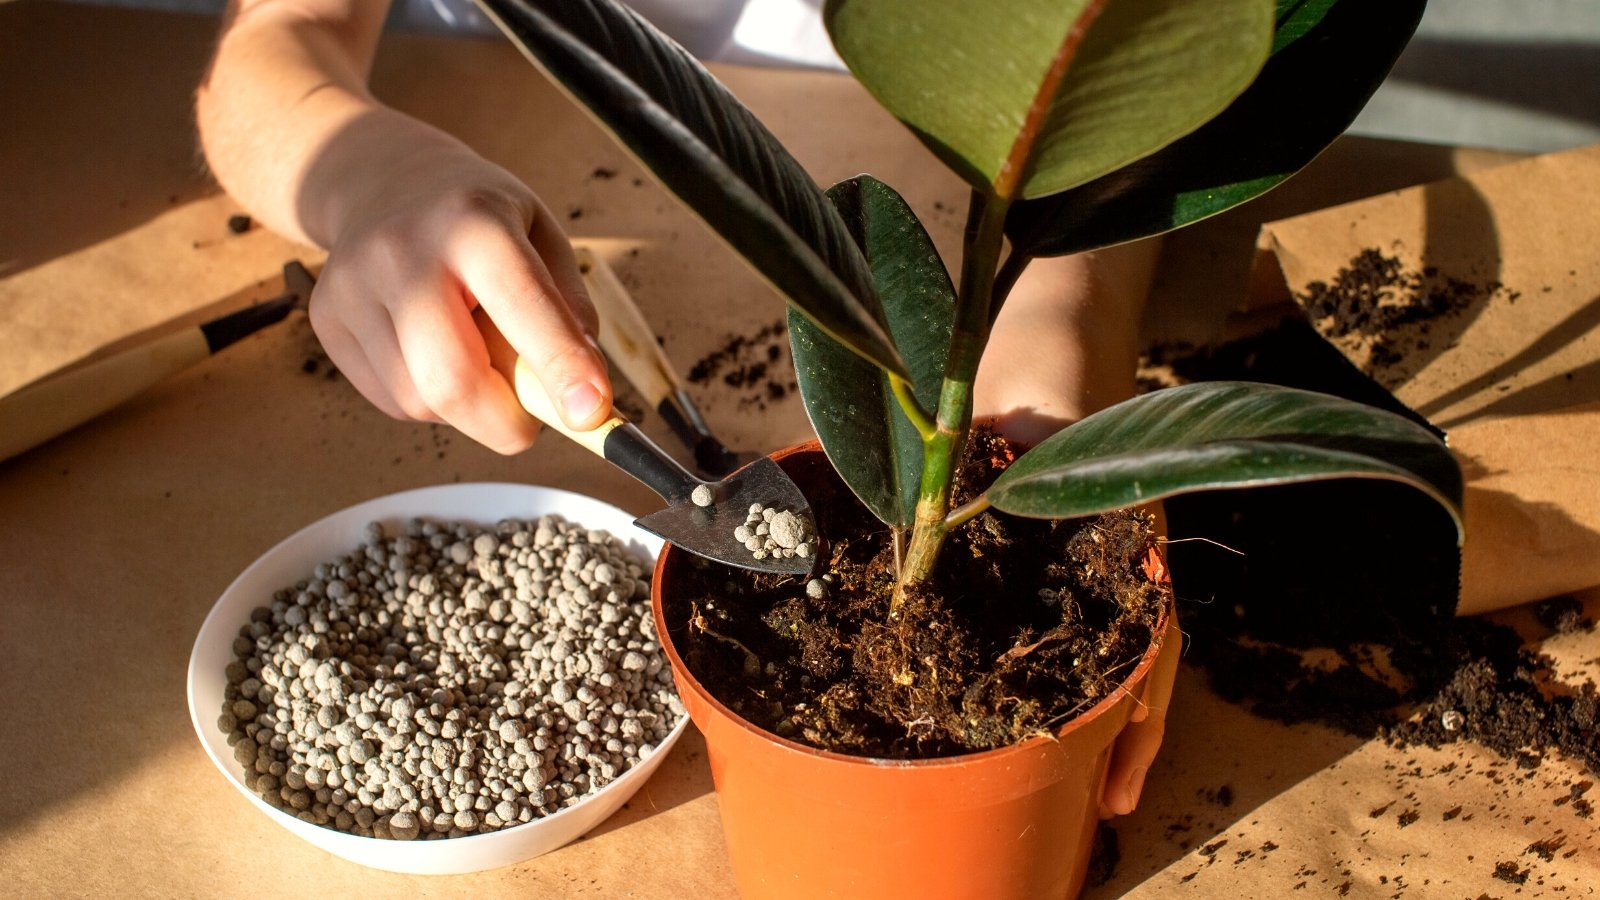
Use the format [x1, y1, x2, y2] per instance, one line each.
[895, 2, 1114, 598]
[898, 191, 1010, 597]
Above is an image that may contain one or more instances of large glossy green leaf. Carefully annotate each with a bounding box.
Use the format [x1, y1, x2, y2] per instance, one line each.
[987, 382, 1464, 538]
[1006, 0, 1424, 257]
[790, 176, 955, 528]
[824, 0, 1273, 201]
[477, 0, 908, 378]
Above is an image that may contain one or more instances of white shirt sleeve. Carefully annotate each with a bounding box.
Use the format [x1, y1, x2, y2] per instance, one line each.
[392, 0, 843, 70]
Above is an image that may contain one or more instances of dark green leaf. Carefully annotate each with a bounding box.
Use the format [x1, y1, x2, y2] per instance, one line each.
[1006, 0, 1424, 257]
[1272, 0, 1336, 53]
[477, 0, 908, 378]
[790, 177, 955, 527]
[825, 0, 1272, 201]
[987, 382, 1464, 539]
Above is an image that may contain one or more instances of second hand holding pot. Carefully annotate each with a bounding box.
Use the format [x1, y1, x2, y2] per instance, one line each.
[475, 307, 815, 577]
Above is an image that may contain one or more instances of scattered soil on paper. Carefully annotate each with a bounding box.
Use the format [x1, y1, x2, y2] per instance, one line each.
[661, 427, 1169, 759]
[1125, 250, 1600, 896]
[1295, 246, 1517, 390]
[290, 314, 341, 382]
[1140, 310, 1600, 778]
[686, 319, 797, 412]
[1493, 860, 1530, 884]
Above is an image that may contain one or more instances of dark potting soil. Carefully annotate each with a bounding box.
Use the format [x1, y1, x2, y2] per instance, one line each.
[1141, 248, 1600, 779]
[662, 428, 1169, 759]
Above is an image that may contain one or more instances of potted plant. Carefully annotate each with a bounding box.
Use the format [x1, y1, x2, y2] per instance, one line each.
[476, 0, 1455, 896]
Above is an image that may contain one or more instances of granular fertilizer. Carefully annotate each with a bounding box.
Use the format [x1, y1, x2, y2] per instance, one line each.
[732, 502, 815, 561]
[219, 515, 683, 840]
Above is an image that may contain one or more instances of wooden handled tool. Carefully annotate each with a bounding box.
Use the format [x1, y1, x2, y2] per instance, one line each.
[0, 261, 316, 464]
[574, 245, 750, 476]
[475, 307, 814, 576]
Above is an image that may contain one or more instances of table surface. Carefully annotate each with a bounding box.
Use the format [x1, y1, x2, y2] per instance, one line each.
[3, 3, 1596, 897]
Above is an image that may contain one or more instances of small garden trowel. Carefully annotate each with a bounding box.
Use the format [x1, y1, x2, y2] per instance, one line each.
[478, 309, 814, 576]
[512, 356, 814, 576]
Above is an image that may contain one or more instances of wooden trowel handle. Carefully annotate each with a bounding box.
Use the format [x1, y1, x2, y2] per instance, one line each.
[512, 358, 626, 459]
[0, 328, 210, 463]
[473, 307, 699, 504]
[575, 245, 680, 409]
[0, 264, 310, 464]
[473, 305, 623, 456]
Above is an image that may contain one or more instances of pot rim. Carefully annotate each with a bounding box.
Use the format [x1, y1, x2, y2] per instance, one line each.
[651, 437, 1174, 769]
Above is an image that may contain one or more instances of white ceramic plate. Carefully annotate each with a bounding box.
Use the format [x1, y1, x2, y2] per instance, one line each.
[187, 482, 685, 875]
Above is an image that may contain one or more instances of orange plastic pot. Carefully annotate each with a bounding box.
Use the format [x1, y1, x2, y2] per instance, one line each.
[651, 440, 1177, 900]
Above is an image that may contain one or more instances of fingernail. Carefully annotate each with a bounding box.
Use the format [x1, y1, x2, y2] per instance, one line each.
[562, 382, 603, 424]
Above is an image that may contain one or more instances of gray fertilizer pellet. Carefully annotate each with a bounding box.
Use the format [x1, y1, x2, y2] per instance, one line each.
[768, 511, 804, 549]
[732, 504, 816, 562]
[690, 484, 714, 508]
[220, 514, 684, 841]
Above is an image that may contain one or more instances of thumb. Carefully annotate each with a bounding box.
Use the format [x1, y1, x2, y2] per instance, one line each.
[454, 215, 611, 431]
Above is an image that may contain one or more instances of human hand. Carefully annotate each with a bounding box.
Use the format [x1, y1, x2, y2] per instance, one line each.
[1100, 609, 1181, 817]
[309, 130, 609, 454]
[974, 240, 1161, 443]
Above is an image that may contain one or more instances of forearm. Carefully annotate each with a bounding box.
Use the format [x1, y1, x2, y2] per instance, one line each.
[198, 0, 411, 246]
[975, 239, 1162, 442]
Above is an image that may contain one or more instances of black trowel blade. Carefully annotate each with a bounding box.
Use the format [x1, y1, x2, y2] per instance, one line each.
[634, 457, 815, 576]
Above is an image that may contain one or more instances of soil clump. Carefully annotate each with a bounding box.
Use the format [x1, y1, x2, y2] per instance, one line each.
[1296, 246, 1516, 390]
[661, 428, 1168, 759]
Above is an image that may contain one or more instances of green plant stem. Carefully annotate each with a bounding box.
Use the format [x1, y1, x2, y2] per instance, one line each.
[989, 247, 1032, 327]
[898, 190, 1010, 599]
[943, 494, 992, 531]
